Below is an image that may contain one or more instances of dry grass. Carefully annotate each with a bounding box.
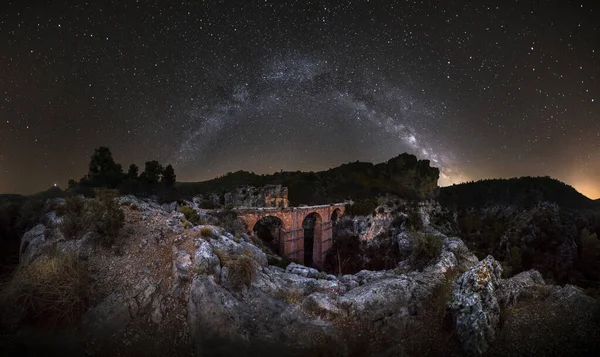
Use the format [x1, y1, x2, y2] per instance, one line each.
[276, 289, 304, 305]
[0, 250, 91, 329]
[200, 227, 215, 238]
[213, 248, 230, 266]
[228, 254, 256, 289]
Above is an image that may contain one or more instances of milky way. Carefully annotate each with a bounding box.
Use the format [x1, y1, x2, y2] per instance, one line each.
[0, 1, 599, 197]
[176, 55, 463, 186]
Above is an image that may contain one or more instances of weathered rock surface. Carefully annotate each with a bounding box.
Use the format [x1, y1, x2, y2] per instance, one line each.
[19, 224, 51, 265]
[448, 256, 503, 356]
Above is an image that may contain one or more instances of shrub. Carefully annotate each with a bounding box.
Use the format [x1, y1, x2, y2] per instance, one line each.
[227, 254, 256, 290]
[59, 196, 88, 239]
[90, 189, 125, 247]
[0, 250, 91, 329]
[345, 197, 379, 216]
[213, 209, 247, 236]
[179, 206, 200, 225]
[200, 227, 215, 238]
[412, 233, 443, 270]
[406, 209, 423, 231]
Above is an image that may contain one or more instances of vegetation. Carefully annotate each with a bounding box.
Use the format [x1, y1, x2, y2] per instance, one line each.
[439, 176, 598, 210]
[344, 197, 379, 216]
[412, 233, 443, 271]
[176, 153, 438, 205]
[200, 227, 215, 238]
[59, 196, 88, 239]
[89, 189, 125, 247]
[0, 249, 91, 329]
[227, 253, 256, 290]
[212, 209, 247, 236]
[70, 146, 180, 202]
[179, 205, 200, 225]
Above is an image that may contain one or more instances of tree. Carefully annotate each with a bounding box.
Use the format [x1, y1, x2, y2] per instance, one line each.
[86, 147, 123, 188]
[140, 160, 163, 185]
[127, 164, 139, 179]
[161, 164, 176, 187]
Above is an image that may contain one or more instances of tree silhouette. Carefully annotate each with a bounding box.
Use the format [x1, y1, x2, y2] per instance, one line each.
[161, 164, 176, 187]
[86, 147, 123, 188]
[127, 164, 139, 179]
[140, 160, 163, 185]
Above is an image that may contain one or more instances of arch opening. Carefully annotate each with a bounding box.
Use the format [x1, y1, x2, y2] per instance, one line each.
[302, 212, 322, 267]
[252, 216, 285, 255]
[331, 208, 342, 222]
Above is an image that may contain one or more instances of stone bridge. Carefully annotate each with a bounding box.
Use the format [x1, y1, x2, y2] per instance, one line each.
[235, 203, 346, 267]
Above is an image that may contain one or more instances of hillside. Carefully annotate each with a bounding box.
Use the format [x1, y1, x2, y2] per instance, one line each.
[176, 153, 440, 205]
[439, 176, 598, 210]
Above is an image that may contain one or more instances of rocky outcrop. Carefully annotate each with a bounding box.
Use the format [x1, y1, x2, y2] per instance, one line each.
[224, 185, 289, 208]
[19, 224, 51, 265]
[448, 256, 503, 356]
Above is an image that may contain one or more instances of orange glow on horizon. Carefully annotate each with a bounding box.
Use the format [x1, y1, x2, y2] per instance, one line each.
[573, 182, 600, 200]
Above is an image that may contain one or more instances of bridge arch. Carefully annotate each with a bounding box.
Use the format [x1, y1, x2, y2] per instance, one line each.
[302, 212, 323, 268]
[253, 215, 285, 254]
[330, 208, 342, 222]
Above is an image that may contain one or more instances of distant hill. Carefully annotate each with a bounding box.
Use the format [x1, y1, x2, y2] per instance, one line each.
[176, 153, 440, 205]
[439, 176, 598, 210]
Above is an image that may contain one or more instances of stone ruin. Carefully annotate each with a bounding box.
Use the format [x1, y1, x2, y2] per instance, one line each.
[224, 185, 289, 208]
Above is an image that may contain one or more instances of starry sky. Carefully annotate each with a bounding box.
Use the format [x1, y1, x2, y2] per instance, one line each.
[1, 1, 599, 198]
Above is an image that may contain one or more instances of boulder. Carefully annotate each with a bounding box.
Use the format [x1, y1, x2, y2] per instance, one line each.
[496, 269, 545, 307]
[19, 224, 51, 265]
[81, 293, 131, 340]
[448, 255, 503, 356]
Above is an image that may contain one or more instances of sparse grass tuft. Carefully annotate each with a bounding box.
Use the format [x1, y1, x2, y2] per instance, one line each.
[0, 249, 91, 329]
[275, 289, 303, 305]
[200, 226, 215, 238]
[228, 254, 256, 290]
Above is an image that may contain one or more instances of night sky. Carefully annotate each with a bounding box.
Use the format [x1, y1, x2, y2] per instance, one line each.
[1, 1, 599, 198]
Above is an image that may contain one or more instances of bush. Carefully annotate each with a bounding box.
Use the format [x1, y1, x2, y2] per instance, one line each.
[412, 233, 443, 270]
[345, 197, 379, 216]
[228, 254, 256, 290]
[179, 206, 200, 225]
[59, 196, 88, 239]
[200, 227, 215, 238]
[90, 189, 125, 246]
[0, 250, 91, 328]
[213, 209, 247, 236]
[406, 209, 423, 231]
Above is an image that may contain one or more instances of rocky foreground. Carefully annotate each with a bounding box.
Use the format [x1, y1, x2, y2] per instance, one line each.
[3, 195, 600, 356]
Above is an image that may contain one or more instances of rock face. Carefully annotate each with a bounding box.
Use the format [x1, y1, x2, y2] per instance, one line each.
[378, 153, 440, 200]
[19, 224, 51, 265]
[224, 185, 289, 208]
[8, 193, 600, 357]
[448, 256, 503, 356]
